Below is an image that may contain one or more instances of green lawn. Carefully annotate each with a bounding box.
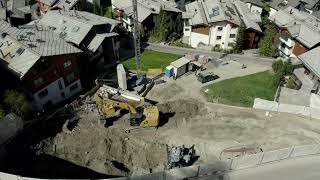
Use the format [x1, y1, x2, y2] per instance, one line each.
[203, 71, 276, 107]
[121, 49, 181, 71]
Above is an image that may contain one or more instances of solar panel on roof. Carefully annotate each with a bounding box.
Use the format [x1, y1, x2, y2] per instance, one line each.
[209, 6, 220, 19]
[16, 48, 25, 55]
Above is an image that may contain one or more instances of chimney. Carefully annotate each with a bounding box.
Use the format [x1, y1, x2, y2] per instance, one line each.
[290, 9, 293, 14]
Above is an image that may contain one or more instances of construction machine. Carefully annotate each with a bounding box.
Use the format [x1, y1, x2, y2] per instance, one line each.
[95, 95, 159, 132]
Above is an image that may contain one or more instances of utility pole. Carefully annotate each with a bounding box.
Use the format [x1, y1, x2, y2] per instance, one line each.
[132, 0, 141, 75]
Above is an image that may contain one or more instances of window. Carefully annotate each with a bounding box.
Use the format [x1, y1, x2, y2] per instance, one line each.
[229, 34, 236, 38]
[281, 43, 286, 48]
[214, 44, 221, 48]
[66, 73, 76, 84]
[63, 60, 72, 69]
[216, 36, 222, 40]
[38, 89, 48, 99]
[72, 26, 80, 32]
[58, 80, 63, 90]
[218, 27, 223, 31]
[70, 83, 79, 92]
[185, 28, 190, 31]
[34, 77, 44, 87]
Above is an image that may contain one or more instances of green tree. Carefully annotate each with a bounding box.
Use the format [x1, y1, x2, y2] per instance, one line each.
[0, 106, 5, 120]
[150, 9, 169, 42]
[260, 2, 271, 31]
[233, 23, 247, 53]
[105, 6, 113, 18]
[3, 90, 31, 118]
[258, 23, 278, 57]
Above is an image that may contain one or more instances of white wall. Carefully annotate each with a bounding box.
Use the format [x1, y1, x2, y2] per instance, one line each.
[249, 4, 263, 14]
[189, 32, 210, 48]
[33, 78, 82, 111]
[209, 21, 238, 49]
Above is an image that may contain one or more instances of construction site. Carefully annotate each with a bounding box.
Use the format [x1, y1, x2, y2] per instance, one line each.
[2, 60, 320, 178]
[2, 0, 320, 179]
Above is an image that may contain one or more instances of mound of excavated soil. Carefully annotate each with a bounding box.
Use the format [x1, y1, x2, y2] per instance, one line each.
[34, 111, 167, 176]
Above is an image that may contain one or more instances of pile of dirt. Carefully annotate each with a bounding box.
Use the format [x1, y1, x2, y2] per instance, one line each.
[158, 99, 205, 119]
[33, 111, 167, 176]
[147, 83, 184, 102]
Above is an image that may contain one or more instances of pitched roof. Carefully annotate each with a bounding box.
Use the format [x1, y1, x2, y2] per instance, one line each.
[54, 0, 79, 10]
[269, 6, 320, 48]
[234, 0, 262, 32]
[112, 0, 181, 23]
[37, 10, 120, 47]
[0, 8, 6, 20]
[269, 0, 302, 10]
[38, 0, 58, 6]
[183, 0, 241, 26]
[298, 46, 320, 78]
[0, 20, 81, 77]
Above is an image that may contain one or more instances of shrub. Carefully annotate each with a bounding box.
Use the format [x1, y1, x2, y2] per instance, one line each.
[272, 60, 283, 73]
[3, 90, 32, 118]
[286, 77, 295, 89]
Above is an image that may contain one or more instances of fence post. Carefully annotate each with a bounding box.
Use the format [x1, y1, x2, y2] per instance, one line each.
[259, 152, 265, 165]
[288, 145, 295, 158]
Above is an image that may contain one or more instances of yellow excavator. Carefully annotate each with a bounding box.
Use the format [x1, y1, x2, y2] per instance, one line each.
[95, 95, 159, 132]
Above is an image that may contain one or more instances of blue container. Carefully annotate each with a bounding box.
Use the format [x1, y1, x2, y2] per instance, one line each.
[165, 66, 174, 77]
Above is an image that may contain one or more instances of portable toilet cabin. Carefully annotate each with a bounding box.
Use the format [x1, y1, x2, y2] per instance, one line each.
[170, 57, 191, 79]
[165, 65, 174, 77]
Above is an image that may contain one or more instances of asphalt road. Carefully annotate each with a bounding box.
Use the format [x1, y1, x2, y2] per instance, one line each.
[142, 43, 274, 66]
[227, 155, 320, 180]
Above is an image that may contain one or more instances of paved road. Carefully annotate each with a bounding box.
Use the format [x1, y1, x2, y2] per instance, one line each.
[142, 43, 274, 66]
[227, 155, 320, 180]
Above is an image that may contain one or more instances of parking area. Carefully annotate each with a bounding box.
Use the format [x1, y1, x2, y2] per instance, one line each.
[279, 68, 314, 106]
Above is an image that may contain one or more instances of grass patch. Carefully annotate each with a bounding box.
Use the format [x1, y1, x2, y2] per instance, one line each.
[203, 71, 276, 107]
[121, 49, 181, 71]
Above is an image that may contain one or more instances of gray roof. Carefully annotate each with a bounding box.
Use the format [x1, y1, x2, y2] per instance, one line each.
[270, 6, 320, 48]
[234, 0, 262, 32]
[38, 0, 59, 6]
[38, 10, 120, 47]
[183, 0, 241, 26]
[171, 57, 190, 67]
[242, 0, 264, 7]
[7, 0, 31, 19]
[298, 46, 320, 78]
[0, 8, 6, 20]
[0, 20, 81, 77]
[269, 0, 302, 10]
[302, 0, 319, 9]
[112, 0, 181, 23]
[55, 0, 79, 10]
[87, 32, 118, 52]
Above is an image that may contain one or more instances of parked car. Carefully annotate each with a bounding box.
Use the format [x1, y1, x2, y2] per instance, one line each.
[197, 72, 219, 83]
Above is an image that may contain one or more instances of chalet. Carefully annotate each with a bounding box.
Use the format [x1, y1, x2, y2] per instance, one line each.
[182, 0, 262, 50]
[244, 0, 320, 17]
[36, 0, 85, 14]
[269, 7, 320, 59]
[37, 10, 121, 66]
[0, 20, 82, 111]
[111, 0, 181, 33]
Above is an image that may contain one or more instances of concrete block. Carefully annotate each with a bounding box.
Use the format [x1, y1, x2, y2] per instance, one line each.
[278, 104, 310, 117]
[291, 144, 320, 157]
[310, 108, 320, 120]
[253, 98, 278, 112]
[165, 165, 199, 180]
[261, 147, 292, 163]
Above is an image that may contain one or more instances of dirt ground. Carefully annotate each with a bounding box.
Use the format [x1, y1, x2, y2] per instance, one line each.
[16, 61, 320, 177]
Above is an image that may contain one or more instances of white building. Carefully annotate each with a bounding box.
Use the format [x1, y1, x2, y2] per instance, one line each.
[182, 0, 261, 49]
[111, 0, 181, 33]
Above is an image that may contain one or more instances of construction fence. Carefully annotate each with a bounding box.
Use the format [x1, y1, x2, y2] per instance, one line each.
[253, 98, 320, 120]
